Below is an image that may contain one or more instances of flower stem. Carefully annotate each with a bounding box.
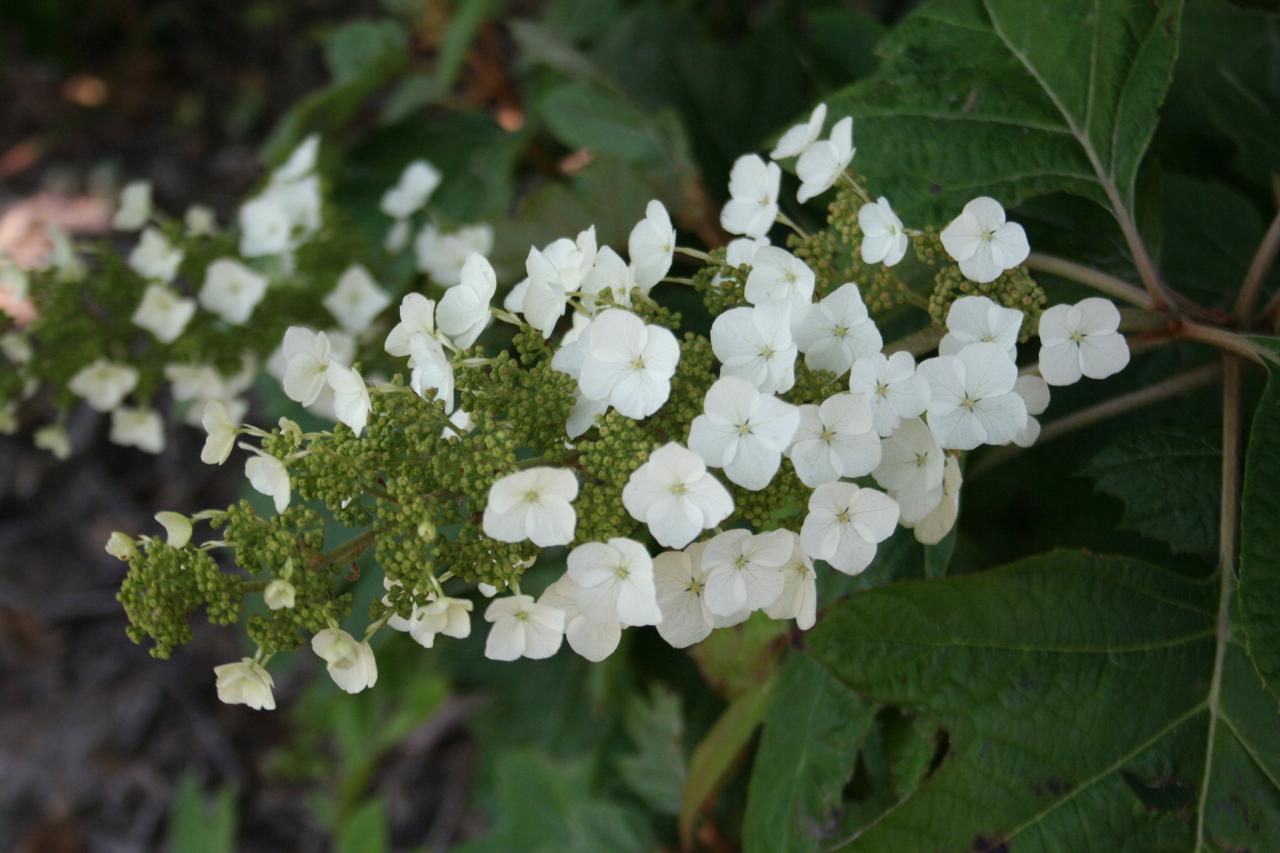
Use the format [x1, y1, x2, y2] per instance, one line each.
[1177, 322, 1268, 366]
[775, 212, 809, 239]
[1235, 209, 1280, 324]
[883, 326, 943, 357]
[675, 246, 712, 263]
[1024, 252, 1154, 310]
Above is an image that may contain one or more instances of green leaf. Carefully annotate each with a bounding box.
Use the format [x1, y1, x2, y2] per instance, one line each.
[538, 81, 672, 168]
[325, 20, 408, 84]
[688, 611, 788, 699]
[828, 0, 1184, 223]
[616, 686, 687, 816]
[336, 798, 389, 853]
[1238, 367, 1280, 704]
[1085, 424, 1221, 554]
[807, 550, 1280, 848]
[743, 655, 875, 853]
[165, 772, 237, 853]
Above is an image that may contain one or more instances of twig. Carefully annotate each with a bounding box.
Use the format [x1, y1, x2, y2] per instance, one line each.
[1025, 252, 1154, 310]
[1235, 210, 1280, 324]
[882, 326, 943, 357]
[1178, 322, 1267, 365]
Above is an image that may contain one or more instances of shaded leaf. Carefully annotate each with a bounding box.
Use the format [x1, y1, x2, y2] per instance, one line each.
[165, 772, 237, 853]
[616, 686, 687, 816]
[1238, 364, 1280, 704]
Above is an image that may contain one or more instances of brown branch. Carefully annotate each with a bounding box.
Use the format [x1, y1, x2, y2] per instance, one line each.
[1236, 210, 1280, 324]
[1026, 252, 1155, 310]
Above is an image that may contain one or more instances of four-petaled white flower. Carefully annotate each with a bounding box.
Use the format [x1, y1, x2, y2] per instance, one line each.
[409, 332, 455, 411]
[128, 227, 184, 282]
[905, 455, 962, 545]
[689, 376, 799, 491]
[800, 481, 899, 575]
[113, 181, 152, 231]
[238, 197, 291, 258]
[872, 417, 946, 523]
[132, 284, 195, 343]
[551, 315, 609, 437]
[848, 351, 931, 437]
[701, 528, 792, 616]
[579, 246, 636, 311]
[522, 227, 598, 336]
[484, 594, 565, 661]
[793, 282, 882, 375]
[323, 265, 391, 335]
[940, 295, 1023, 359]
[653, 542, 748, 649]
[711, 305, 798, 394]
[436, 253, 497, 348]
[245, 447, 290, 513]
[281, 327, 332, 406]
[763, 532, 817, 630]
[110, 407, 165, 453]
[1012, 374, 1050, 447]
[918, 343, 1027, 450]
[272, 134, 319, 184]
[796, 117, 854, 203]
[721, 155, 781, 239]
[35, 425, 72, 460]
[326, 361, 371, 437]
[185, 205, 216, 236]
[940, 197, 1030, 284]
[568, 538, 662, 627]
[199, 258, 268, 325]
[214, 658, 275, 710]
[771, 102, 827, 160]
[744, 246, 815, 313]
[415, 223, 494, 286]
[578, 308, 680, 419]
[1037, 297, 1129, 386]
[408, 596, 473, 648]
[787, 392, 881, 487]
[69, 359, 139, 412]
[155, 511, 192, 548]
[858, 197, 909, 267]
[201, 400, 238, 465]
[622, 443, 734, 549]
[381, 160, 442, 219]
[539, 574, 621, 662]
[482, 467, 578, 547]
[384, 292, 436, 357]
[264, 578, 296, 610]
[312, 628, 378, 694]
[628, 200, 676, 292]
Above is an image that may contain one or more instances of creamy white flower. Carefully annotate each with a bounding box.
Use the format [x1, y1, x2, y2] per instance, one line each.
[688, 376, 799, 490]
[579, 245, 635, 311]
[539, 574, 621, 662]
[771, 102, 827, 160]
[872, 417, 945, 523]
[69, 359, 139, 412]
[281, 327, 332, 406]
[47, 226, 85, 282]
[726, 236, 769, 268]
[0, 258, 29, 301]
[800, 482, 899, 575]
[711, 305, 797, 394]
[385, 219, 411, 253]
[1, 332, 31, 364]
[0, 402, 17, 435]
[245, 448, 290, 513]
[1037, 297, 1129, 386]
[1012, 374, 1050, 447]
[940, 295, 1023, 359]
[578, 308, 680, 419]
[849, 351, 930, 437]
[185, 205, 216, 236]
[34, 425, 71, 460]
[323, 265, 391, 335]
[415, 223, 494, 286]
[701, 528, 791, 616]
[787, 393, 881, 487]
[744, 246, 814, 313]
[199, 259, 268, 325]
[238, 197, 291, 258]
[264, 578, 296, 610]
[623, 443, 734, 549]
[484, 594, 565, 661]
[155, 511, 192, 547]
[796, 117, 854, 204]
[482, 467, 578, 547]
[442, 408, 473, 439]
[940, 197, 1030, 284]
[272, 134, 319, 184]
[653, 541, 748, 648]
[312, 628, 378, 694]
[551, 315, 609, 436]
[131, 283, 195, 343]
[213, 658, 275, 710]
[110, 406, 165, 453]
[264, 175, 322, 238]
[200, 400, 237, 465]
[628, 200, 675, 292]
[105, 531, 138, 561]
[326, 361, 371, 436]
[858, 196, 909, 266]
[384, 293, 436, 357]
[522, 227, 597, 336]
[381, 160, 442, 219]
[568, 537, 661, 626]
[408, 332, 455, 411]
[128, 227, 184, 283]
[409, 595, 473, 647]
[436, 253, 496, 348]
[763, 532, 817, 629]
[919, 343, 1027, 450]
[113, 181, 152, 230]
[721, 155, 781, 239]
[793, 282, 882, 375]
[905, 455, 962, 545]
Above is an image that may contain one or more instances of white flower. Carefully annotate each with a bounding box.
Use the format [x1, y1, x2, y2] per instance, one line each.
[442, 408, 473, 439]
[653, 542, 748, 649]
[415, 223, 494, 286]
[872, 417, 945, 523]
[905, 455, 962, 545]
[568, 537, 661, 626]
[238, 197, 291, 258]
[323, 265, 391, 335]
[522, 227, 597, 336]
[110, 406, 165, 453]
[482, 467, 578, 547]
[701, 528, 791, 616]
[726, 236, 769, 268]
[34, 425, 71, 460]
[1037, 297, 1129, 386]
[1, 332, 30, 364]
[858, 197, 909, 267]
[0, 402, 15, 436]
[771, 103, 827, 160]
[578, 308, 680, 419]
[539, 575, 621, 662]
[1012, 374, 1050, 447]
[628, 200, 675, 292]
[796, 117, 854, 204]
[688, 376, 799, 490]
[213, 658, 275, 710]
[105, 531, 138, 561]
[200, 400, 237, 465]
[312, 628, 378, 694]
[410, 595, 473, 647]
[47, 226, 85, 282]
[623, 443, 734, 549]
[800, 482, 899, 575]
[381, 160, 442, 219]
[264, 579, 296, 610]
[185, 205, 216, 236]
[918, 343, 1027, 450]
[0, 258, 29, 301]
[128, 227, 184, 283]
[721, 155, 781, 239]
[939, 295, 1023, 359]
[763, 533, 817, 629]
[245, 449, 290, 513]
[793, 282, 882, 375]
[436, 253, 496, 348]
[484, 595, 565, 661]
[409, 332, 455, 410]
[787, 392, 881, 487]
[579, 245, 635, 310]
[384, 293, 436, 357]
[326, 362, 371, 436]
[264, 175, 322, 238]
[113, 181, 152, 230]
[386, 219, 411, 253]
[940, 197, 1030, 284]
[272, 134, 319, 184]
[551, 315, 609, 437]
[744, 246, 814, 313]
[199, 259, 268, 325]
[155, 511, 192, 547]
[131, 283, 196, 343]
[69, 359, 139, 412]
[849, 352, 931, 437]
[711, 305, 797, 394]
[281, 327, 332, 406]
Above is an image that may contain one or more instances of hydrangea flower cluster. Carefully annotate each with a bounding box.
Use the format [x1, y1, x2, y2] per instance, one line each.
[107, 105, 1131, 710]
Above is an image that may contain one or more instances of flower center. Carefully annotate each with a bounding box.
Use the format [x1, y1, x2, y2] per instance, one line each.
[523, 490, 541, 504]
[1070, 331, 1085, 344]
[833, 325, 848, 338]
[670, 482, 687, 496]
[819, 427, 835, 443]
[835, 509, 851, 524]
[915, 451, 929, 467]
[962, 395, 979, 412]
[631, 356, 647, 371]
[737, 421, 753, 437]
[734, 555, 748, 570]
[760, 345, 775, 359]
[874, 381, 889, 397]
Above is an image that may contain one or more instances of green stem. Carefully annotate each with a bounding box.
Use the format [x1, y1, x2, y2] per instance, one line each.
[775, 212, 809, 239]
[1024, 252, 1154, 310]
[1235, 209, 1280, 324]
